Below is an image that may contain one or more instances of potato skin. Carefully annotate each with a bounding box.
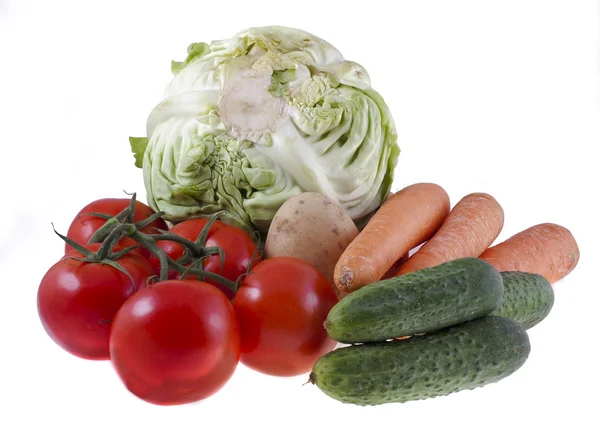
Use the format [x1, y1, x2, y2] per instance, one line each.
[265, 193, 359, 296]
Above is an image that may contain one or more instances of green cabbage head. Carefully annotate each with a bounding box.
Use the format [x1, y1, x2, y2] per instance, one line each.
[130, 26, 399, 234]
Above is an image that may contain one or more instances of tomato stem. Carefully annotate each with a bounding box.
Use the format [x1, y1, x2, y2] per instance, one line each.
[63, 195, 240, 293]
[134, 211, 166, 232]
[109, 245, 140, 260]
[95, 224, 126, 260]
[150, 231, 206, 257]
[176, 264, 238, 294]
[195, 212, 223, 246]
[87, 193, 144, 244]
[128, 227, 238, 293]
[126, 192, 137, 223]
[145, 275, 159, 288]
[52, 223, 96, 257]
[147, 214, 230, 284]
[87, 217, 122, 244]
[102, 257, 137, 295]
[179, 257, 206, 279]
[128, 228, 170, 281]
[87, 212, 114, 220]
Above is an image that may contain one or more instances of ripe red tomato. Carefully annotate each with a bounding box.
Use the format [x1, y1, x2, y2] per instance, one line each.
[232, 257, 338, 377]
[150, 218, 261, 299]
[65, 198, 168, 258]
[109, 280, 240, 406]
[37, 243, 154, 360]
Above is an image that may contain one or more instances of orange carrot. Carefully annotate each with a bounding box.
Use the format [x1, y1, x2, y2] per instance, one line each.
[334, 182, 450, 293]
[337, 252, 407, 300]
[396, 192, 504, 275]
[479, 223, 579, 284]
[382, 252, 409, 280]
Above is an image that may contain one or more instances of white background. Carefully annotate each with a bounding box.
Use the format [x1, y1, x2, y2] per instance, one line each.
[1, 0, 599, 423]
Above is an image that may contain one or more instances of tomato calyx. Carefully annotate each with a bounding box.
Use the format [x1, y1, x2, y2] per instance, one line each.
[86, 193, 165, 244]
[53, 223, 139, 294]
[152, 213, 227, 275]
[61, 194, 242, 295]
[56, 217, 239, 295]
[125, 215, 240, 295]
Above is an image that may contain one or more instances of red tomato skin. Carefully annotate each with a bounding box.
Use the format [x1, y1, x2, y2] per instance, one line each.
[37, 245, 153, 360]
[65, 198, 168, 258]
[232, 257, 338, 377]
[150, 218, 261, 300]
[109, 280, 240, 406]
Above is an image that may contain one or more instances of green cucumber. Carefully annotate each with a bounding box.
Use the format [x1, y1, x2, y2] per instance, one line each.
[310, 315, 530, 406]
[492, 271, 554, 330]
[325, 257, 503, 343]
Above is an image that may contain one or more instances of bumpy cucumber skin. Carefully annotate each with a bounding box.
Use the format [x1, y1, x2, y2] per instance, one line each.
[310, 316, 530, 406]
[325, 257, 504, 343]
[492, 271, 554, 330]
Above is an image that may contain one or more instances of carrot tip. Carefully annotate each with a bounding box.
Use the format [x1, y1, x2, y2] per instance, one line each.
[337, 270, 353, 292]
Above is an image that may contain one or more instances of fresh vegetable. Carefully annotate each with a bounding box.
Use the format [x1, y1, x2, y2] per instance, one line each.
[492, 271, 554, 329]
[129, 26, 399, 235]
[326, 257, 503, 343]
[32, 22, 573, 408]
[479, 223, 579, 283]
[109, 280, 240, 406]
[310, 316, 530, 406]
[380, 253, 409, 280]
[265, 192, 359, 296]
[65, 197, 168, 259]
[232, 257, 338, 377]
[37, 243, 153, 360]
[334, 182, 450, 293]
[397, 192, 504, 275]
[149, 217, 261, 299]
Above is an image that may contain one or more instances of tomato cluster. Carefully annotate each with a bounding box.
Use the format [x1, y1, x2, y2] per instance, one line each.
[37, 197, 338, 406]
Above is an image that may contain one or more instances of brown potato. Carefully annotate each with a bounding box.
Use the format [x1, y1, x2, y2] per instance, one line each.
[265, 192, 359, 297]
